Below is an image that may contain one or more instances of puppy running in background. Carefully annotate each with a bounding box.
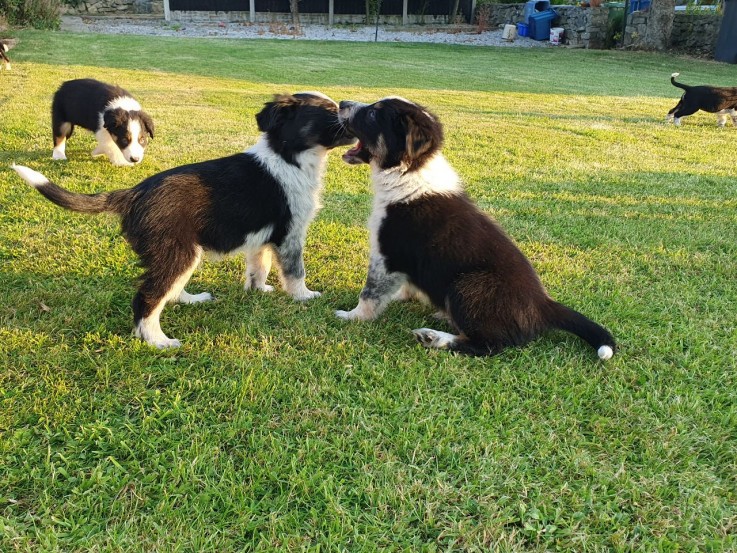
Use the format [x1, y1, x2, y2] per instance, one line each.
[13, 92, 355, 348]
[0, 39, 13, 70]
[667, 72, 737, 127]
[51, 78, 155, 165]
[336, 96, 615, 360]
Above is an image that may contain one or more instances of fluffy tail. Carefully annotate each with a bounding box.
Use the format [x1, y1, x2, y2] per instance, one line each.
[549, 301, 616, 360]
[12, 164, 128, 215]
[670, 72, 688, 91]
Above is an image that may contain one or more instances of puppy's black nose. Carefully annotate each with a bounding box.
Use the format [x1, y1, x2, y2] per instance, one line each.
[129, 156, 140, 163]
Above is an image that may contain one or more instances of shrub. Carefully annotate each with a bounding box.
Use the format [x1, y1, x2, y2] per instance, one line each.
[0, 0, 61, 29]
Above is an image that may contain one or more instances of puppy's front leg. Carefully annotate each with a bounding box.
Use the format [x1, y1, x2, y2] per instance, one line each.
[245, 246, 274, 292]
[336, 256, 406, 321]
[275, 239, 320, 301]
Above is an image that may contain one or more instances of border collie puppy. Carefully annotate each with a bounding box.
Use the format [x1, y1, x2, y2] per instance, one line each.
[13, 92, 355, 348]
[0, 40, 12, 70]
[667, 72, 737, 127]
[51, 78, 155, 166]
[335, 97, 615, 360]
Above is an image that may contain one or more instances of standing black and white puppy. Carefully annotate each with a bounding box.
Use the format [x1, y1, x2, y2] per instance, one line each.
[51, 78, 155, 166]
[13, 92, 355, 348]
[336, 96, 615, 360]
[667, 72, 737, 127]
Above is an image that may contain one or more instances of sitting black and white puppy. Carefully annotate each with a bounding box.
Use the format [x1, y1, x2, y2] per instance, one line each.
[667, 72, 737, 127]
[13, 92, 355, 348]
[51, 78, 155, 166]
[0, 39, 13, 70]
[336, 96, 615, 360]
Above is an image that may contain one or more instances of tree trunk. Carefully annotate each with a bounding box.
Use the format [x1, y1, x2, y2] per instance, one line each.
[641, 0, 675, 50]
[450, 0, 460, 21]
[290, 0, 301, 29]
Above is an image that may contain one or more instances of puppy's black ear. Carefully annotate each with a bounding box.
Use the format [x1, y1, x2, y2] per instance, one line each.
[256, 94, 297, 132]
[139, 111, 155, 139]
[103, 108, 128, 131]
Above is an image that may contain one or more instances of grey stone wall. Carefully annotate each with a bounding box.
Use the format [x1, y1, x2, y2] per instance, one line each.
[487, 3, 610, 49]
[671, 12, 720, 56]
[624, 11, 721, 57]
[62, 0, 163, 15]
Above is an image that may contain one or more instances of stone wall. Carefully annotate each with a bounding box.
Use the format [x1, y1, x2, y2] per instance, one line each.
[670, 12, 721, 56]
[487, 3, 610, 49]
[62, 0, 163, 15]
[624, 11, 721, 57]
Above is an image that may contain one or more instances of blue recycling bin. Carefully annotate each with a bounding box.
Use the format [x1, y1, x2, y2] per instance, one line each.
[523, 0, 551, 24]
[528, 8, 558, 41]
[628, 0, 651, 12]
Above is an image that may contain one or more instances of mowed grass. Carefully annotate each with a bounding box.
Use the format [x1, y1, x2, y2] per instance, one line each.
[1, 30, 736, 551]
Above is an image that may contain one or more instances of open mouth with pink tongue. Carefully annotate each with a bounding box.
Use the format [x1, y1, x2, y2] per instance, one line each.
[342, 141, 368, 165]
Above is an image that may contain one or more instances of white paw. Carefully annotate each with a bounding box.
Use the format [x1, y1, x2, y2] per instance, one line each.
[335, 309, 355, 320]
[335, 308, 370, 321]
[112, 159, 134, 167]
[180, 291, 212, 304]
[412, 328, 454, 349]
[146, 337, 181, 349]
[244, 281, 274, 292]
[52, 151, 67, 161]
[293, 289, 321, 301]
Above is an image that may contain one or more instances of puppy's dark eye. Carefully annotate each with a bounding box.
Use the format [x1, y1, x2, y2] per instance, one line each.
[367, 110, 377, 122]
[139, 136, 147, 145]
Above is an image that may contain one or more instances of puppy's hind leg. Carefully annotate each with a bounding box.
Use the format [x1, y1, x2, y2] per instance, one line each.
[672, 105, 698, 127]
[730, 109, 737, 127]
[666, 98, 683, 124]
[52, 122, 73, 161]
[412, 328, 498, 356]
[133, 249, 203, 348]
[716, 110, 730, 128]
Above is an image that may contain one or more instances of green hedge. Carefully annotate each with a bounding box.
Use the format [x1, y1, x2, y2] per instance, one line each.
[0, 0, 60, 29]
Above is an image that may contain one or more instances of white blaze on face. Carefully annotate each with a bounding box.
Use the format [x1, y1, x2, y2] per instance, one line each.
[122, 118, 145, 164]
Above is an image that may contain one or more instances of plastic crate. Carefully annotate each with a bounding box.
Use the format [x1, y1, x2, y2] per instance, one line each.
[528, 8, 558, 41]
[523, 0, 552, 24]
[516, 22, 529, 37]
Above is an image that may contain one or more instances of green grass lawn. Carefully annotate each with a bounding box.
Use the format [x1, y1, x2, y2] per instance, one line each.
[1, 30, 736, 551]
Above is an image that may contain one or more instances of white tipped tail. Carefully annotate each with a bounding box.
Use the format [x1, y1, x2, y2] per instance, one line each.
[11, 164, 50, 188]
[671, 72, 680, 78]
[597, 345, 614, 360]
